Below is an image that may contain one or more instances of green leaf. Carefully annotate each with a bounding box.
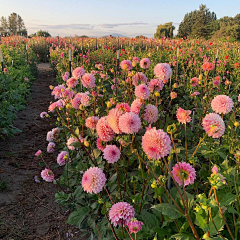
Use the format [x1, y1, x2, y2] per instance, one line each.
[170, 233, 195, 240]
[70, 141, 81, 149]
[67, 207, 90, 227]
[93, 148, 101, 159]
[216, 151, 226, 160]
[152, 203, 183, 219]
[220, 193, 236, 206]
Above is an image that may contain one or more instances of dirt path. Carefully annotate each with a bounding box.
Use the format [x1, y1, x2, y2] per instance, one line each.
[0, 63, 82, 239]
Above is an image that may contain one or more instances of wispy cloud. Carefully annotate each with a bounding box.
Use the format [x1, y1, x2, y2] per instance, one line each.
[97, 22, 149, 28]
[35, 23, 95, 30]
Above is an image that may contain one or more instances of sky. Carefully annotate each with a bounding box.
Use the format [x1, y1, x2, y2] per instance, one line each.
[0, 0, 239, 37]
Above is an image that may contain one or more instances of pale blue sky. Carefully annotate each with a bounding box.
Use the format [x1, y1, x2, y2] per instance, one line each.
[1, 0, 239, 37]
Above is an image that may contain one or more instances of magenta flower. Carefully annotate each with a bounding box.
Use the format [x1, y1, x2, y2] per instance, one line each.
[128, 219, 144, 234]
[57, 151, 69, 166]
[35, 150, 42, 156]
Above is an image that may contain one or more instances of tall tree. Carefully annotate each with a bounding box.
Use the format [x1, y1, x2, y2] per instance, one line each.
[154, 22, 175, 38]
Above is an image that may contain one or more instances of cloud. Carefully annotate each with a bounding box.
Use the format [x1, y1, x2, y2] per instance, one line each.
[29, 23, 95, 30]
[97, 22, 149, 28]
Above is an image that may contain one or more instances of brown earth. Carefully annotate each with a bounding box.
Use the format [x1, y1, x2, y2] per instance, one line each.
[0, 63, 85, 240]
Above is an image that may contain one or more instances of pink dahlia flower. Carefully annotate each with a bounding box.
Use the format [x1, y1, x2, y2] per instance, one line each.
[172, 162, 196, 187]
[128, 219, 144, 234]
[48, 100, 63, 112]
[85, 116, 99, 130]
[140, 58, 151, 69]
[72, 97, 81, 109]
[57, 151, 69, 166]
[135, 84, 150, 100]
[46, 131, 54, 142]
[132, 57, 139, 63]
[190, 77, 199, 87]
[35, 150, 42, 156]
[211, 95, 234, 115]
[107, 108, 124, 134]
[120, 60, 132, 71]
[176, 107, 191, 124]
[119, 112, 141, 134]
[82, 167, 106, 194]
[170, 92, 177, 99]
[81, 73, 96, 88]
[51, 127, 60, 139]
[103, 145, 121, 164]
[62, 88, 74, 99]
[81, 93, 91, 107]
[47, 142, 55, 153]
[96, 117, 115, 142]
[142, 127, 171, 159]
[154, 63, 172, 81]
[132, 72, 147, 86]
[41, 168, 54, 182]
[51, 85, 65, 99]
[116, 103, 131, 113]
[202, 62, 214, 71]
[191, 92, 200, 96]
[109, 202, 135, 227]
[40, 112, 48, 118]
[97, 137, 106, 151]
[67, 136, 82, 150]
[148, 79, 164, 92]
[143, 105, 158, 124]
[202, 113, 225, 138]
[131, 99, 142, 115]
[72, 67, 85, 79]
[67, 77, 78, 88]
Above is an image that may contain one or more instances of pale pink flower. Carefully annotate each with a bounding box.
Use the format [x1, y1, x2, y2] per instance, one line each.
[148, 79, 164, 92]
[119, 112, 141, 134]
[67, 136, 82, 150]
[116, 103, 131, 113]
[57, 151, 69, 166]
[72, 97, 81, 109]
[40, 112, 48, 118]
[62, 88, 74, 99]
[81, 94, 91, 107]
[170, 92, 177, 99]
[109, 202, 135, 227]
[176, 107, 191, 124]
[103, 145, 121, 164]
[85, 116, 99, 130]
[172, 162, 196, 186]
[191, 92, 200, 96]
[154, 63, 172, 81]
[140, 58, 151, 69]
[82, 167, 106, 194]
[41, 168, 54, 182]
[190, 77, 199, 87]
[47, 142, 55, 153]
[72, 67, 85, 79]
[120, 60, 132, 71]
[81, 73, 96, 88]
[48, 100, 63, 112]
[52, 85, 65, 99]
[35, 150, 42, 156]
[24, 77, 29, 82]
[142, 127, 171, 159]
[46, 131, 54, 142]
[131, 99, 142, 115]
[132, 57, 139, 63]
[128, 219, 143, 234]
[135, 84, 150, 100]
[97, 138, 106, 151]
[202, 113, 225, 138]
[107, 108, 124, 134]
[132, 72, 147, 86]
[211, 95, 234, 114]
[143, 105, 158, 124]
[96, 117, 115, 142]
[67, 77, 78, 88]
[52, 127, 60, 139]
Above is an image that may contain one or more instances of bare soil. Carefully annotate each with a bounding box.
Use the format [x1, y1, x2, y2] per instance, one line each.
[0, 63, 84, 240]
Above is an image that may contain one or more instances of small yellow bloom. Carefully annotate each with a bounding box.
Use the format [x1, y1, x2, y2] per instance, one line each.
[84, 140, 89, 147]
[154, 91, 160, 97]
[106, 101, 112, 108]
[199, 74, 203, 80]
[234, 122, 239, 127]
[66, 104, 71, 109]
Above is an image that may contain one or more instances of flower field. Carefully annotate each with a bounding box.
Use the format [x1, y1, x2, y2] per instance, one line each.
[1, 36, 240, 239]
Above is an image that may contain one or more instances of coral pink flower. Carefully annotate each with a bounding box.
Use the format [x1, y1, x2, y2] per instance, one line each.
[211, 95, 234, 114]
[62, 88, 74, 99]
[81, 93, 91, 107]
[107, 108, 124, 134]
[47, 142, 55, 153]
[132, 72, 147, 86]
[67, 77, 78, 88]
[190, 77, 199, 87]
[41, 168, 54, 182]
[119, 112, 141, 134]
[116, 103, 131, 113]
[103, 145, 121, 164]
[170, 92, 177, 99]
[81, 73, 96, 88]
[96, 117, 115, 142]
[57, 151, 69, 166]
[202, 113, 225, 138]
[202, 62, 214, 71]
[191, 92, 200, 96]
[35, 150, 42, 156]
[48, 100, 63, 112]
[154, 63, 172, 81]
[71, 97, 81, 109]
[148, 79, 164, 92]
[109, 202, 135, 227]
[120, 60, 132, 71]
[132, 57, 139, 63]
[128, 219, 144, 234]
[140, 58, 151, 69]
[142, 127, 171, 159]
[85, 116, 99, 130]
[40, 112, 48, 118]
[143, 105, 158, 124]
[135, 84, 150, 100]
[72, 67, 85, 79]
[171, 162, 196, 187]
[97, 137, 106, 151]
[82, 167, 106, 194]
[131, 99, 142, 115]
[52, 85, 65, 99]
[176, 107, 191, 124]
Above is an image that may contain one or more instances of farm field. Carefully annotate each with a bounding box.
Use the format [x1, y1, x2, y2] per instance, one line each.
[0, 34, 240, 240]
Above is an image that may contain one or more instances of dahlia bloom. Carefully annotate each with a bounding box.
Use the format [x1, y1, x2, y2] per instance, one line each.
[170, 92, 177, 99]
[211, 95, 234, 115]
[202, 113, 225, 138]
[67, 136, 82, 150]
[140, 58, 151, 69]
[48, 100, 63, 112]
[46, 131, 54, 142]
[71, 97, 81, 109]
[116, 103, 131, 113]
[131, 99, 142, 115]
[132, 72, 147, 86]
[96, 117, 115, 142]
[82, 167, 106, 194]
[97, 137, 106, 151]
[120, 60, 132, 71]
[171, 162, 196, 187]
[103, 145, 121, 164]
[81, 93, 91, 107]
[109, 202, 135, 227]
[191, 92, 200, 97]
[62, 88, 74, 99]
[132, 57, 139, 63]
[72, 67, 85, 79]
[213, 80, 220, 86]
[142, 127, 171, 159]
[81, 73, 96, 88]
[119, 112, 141, 134]
[51, 85, 65, 99]
[85, 116, 99, 130]
[190, 77, 199, 87]
[143, 105, 158, 124]
[176, 107, 191, 124]
[148, 79, 164, 92]
[135, 84, 150, 100]
[202, 62, 214, 71]
[107, 108, 124, 134]
[35, 150, 42, 156]
[57, 151, 69, 166]
[128, 219, 144, 234]
[154, 63, 172, 81]
[67, 77, 78, 88]
[52, 127, 60, 139]
[41, 168, 54, 182]
[40, 112, 48, 118]
[47, 142, 55, 153]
